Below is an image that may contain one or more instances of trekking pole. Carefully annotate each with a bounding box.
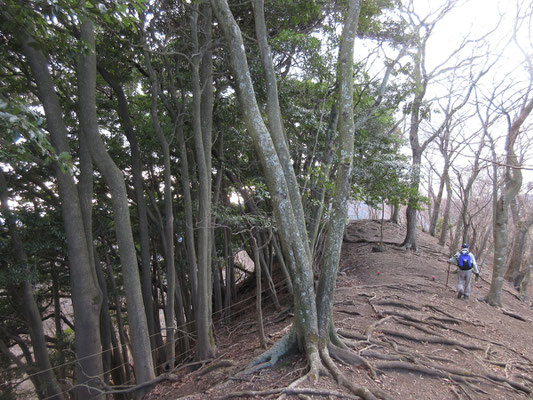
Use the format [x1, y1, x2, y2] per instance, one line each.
[445, 262, 451, 289]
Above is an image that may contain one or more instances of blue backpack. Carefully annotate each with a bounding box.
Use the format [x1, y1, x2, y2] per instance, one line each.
[458, 252, 472, 270]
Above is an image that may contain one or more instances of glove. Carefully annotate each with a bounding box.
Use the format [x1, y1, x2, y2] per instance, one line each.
[475, 273, 480, 281]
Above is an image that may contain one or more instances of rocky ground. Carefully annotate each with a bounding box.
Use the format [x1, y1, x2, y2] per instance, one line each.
[145, 219, 533, 400]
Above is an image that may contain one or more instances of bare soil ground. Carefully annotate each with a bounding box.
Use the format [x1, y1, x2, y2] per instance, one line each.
[145, 220, 533, 400]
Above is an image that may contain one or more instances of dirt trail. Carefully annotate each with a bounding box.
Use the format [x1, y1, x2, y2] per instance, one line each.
[146, 220, 533, 400]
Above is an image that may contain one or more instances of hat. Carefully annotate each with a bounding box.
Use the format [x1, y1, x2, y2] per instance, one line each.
[461, 243, 469, 249]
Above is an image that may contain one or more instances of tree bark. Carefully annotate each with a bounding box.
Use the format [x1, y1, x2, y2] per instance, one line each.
[77, 19, 155, 383]
[0, 171, 65, 400]
[211, 0, 321, 376]
[429, 161, 448, 236]
[504, 212, 533, 283]
[252, 0, 311, 260]
[97, 66, 158, 356]
[316, 0, 361, 348]
[486, 96, 533, 306]
[21, 38, 104, 400]
[191, 3, 216, 360]
[175, 103, 199, 316]
[142, 38, 176, 370]
[308, 104, 338, 252]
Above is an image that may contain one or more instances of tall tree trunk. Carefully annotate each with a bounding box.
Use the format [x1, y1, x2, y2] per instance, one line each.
[308, 104, 338, 252]
[252, 0, 311, 261]
[191, 4, 216, 360]
[200, 1, 216, 322]
[486, 96, 533, 306]
[97, 67, 158, 356]
[142, 41, 176, 370]
[175, 97, 199, 316]
[78, 125, 118, 386]
[21, 38, 104, 400]
[77, 19, 155, 384]
[504, 215, 533, 283]
[429, 163, 448, 236]
[252, 234, 267, 349]
[401, 34, 427, 251]
[316, 0, 360, 348]
[439, 174, 453, 246]
[224, 226, 236, 316]
[211, 0, 321, 376]
[0, 171, 65, 400]
[517, 247, 533, 299]
[51, 269, 66, 382]
[390, 204, 399, 224]
[104, 254, 133, 384]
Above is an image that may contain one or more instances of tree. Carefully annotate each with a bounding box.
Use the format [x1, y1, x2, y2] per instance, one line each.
[210, 1, 390, 397]
[19, 33, 105, 399]
[485, 2, 533, 306]
[77, 18, 155, 383]
[0, 170, 65, 400]
[485, 93, 533, 306]
[399, 0, 487, 251]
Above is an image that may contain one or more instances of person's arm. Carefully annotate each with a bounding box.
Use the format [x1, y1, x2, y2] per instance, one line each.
[448, 252, 459, 265]
[471, 253, 480, 275]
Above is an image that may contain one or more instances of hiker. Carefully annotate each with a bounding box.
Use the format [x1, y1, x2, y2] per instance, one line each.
[448, 243, 480, 299]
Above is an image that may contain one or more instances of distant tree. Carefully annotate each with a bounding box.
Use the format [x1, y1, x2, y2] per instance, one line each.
[398, 0, 487, 251]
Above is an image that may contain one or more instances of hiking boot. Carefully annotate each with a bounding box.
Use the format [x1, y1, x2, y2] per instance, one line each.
[457, 291, 463, 299]
[464, 295, 469, 300]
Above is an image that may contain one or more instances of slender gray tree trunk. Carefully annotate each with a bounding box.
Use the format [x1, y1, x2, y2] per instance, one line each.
[175, 103, 199, 315]
[429, 164, 447, 236]
[486, 97, 533, 306]
[308, 104, 338, 252]
[142, 41, 176, 369]
[0, 172, 65, 400]
[316, 0, 360, 348]
[21, 38, 104, 400]
[504, 213, 533, 283]
[97, 67, 158, 356]
[77, 19, 155, 384]
[191, 4, 216, 360]
[439, 175, 453, 246]
[211, 0, 321, 376]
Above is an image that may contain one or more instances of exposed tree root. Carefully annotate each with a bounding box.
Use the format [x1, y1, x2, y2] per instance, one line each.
[337, 308, 362, 317]
[375, 360, 478, 383]
[426, 315, 460, 325]
[361, 349, 452, 365]
[329, 324, 351, 350]
[375, 359, 531, 395]
[515, 374, 533, 385]
[395, 317, 451, 336]
[423, 304, 484, 327]
[327, 343, 376, 377]
[374, 300, 421, 311]
[363, 315, 394, 337]
[195, 359, 236, 376]
[379, 329, 484, 351]
[319, 348, 383, 400]
[221, 387, 366, 399]
[337, 328, 367, 341]
[242, 328, 297, 375]
[501, 308, 530, 322]
[360, 349, 403, 361]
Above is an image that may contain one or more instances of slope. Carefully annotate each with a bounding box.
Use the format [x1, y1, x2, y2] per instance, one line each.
[146, 219, 533, 400]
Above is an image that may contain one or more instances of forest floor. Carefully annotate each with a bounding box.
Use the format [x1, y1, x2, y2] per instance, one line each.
[145, 219, 533, 400]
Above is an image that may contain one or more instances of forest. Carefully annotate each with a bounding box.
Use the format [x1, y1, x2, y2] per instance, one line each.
[1, 0, 532, 399]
